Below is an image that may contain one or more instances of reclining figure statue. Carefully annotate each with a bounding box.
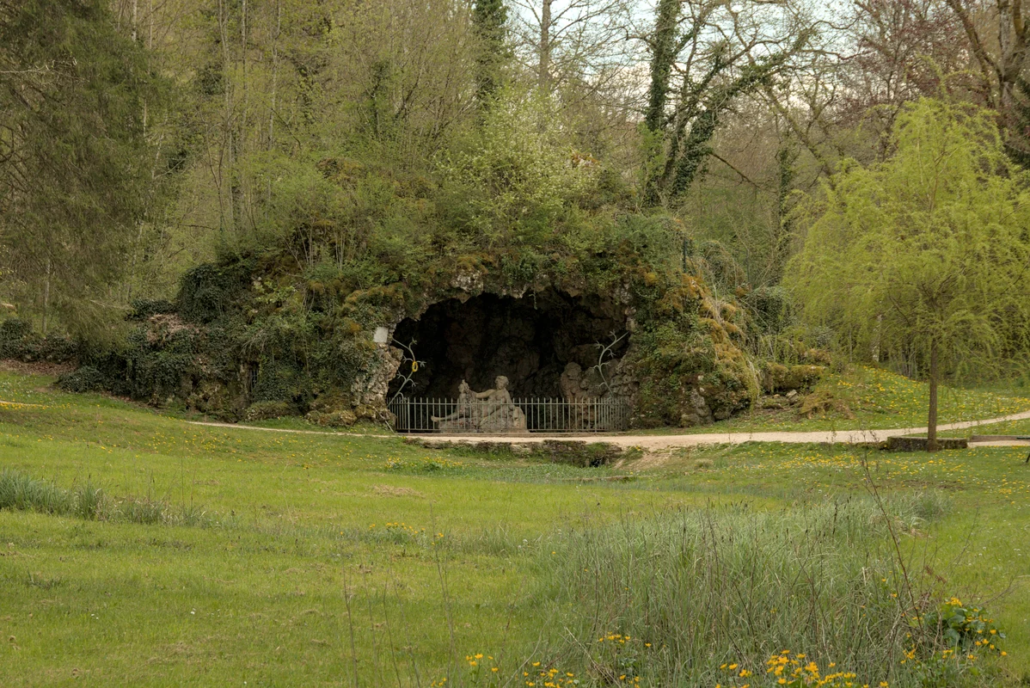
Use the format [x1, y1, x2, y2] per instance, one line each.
[432, 376, 527, 433]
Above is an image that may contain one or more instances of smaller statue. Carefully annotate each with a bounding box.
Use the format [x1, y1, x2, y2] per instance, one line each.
[431, 380, 474, 430]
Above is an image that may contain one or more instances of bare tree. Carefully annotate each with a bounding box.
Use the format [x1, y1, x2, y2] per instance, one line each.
[511, 0, 635, 94]
[943, 0, 1029, 117]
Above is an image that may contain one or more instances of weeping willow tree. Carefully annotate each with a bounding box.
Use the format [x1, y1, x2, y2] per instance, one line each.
[788, 99, 1030, 451]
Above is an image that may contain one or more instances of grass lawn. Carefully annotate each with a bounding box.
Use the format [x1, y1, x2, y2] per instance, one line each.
[1, 368, 1028, 687]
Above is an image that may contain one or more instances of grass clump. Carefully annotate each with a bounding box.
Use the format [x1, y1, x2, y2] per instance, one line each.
[0, 470, 73, 514]
[0, 470, 211, 526]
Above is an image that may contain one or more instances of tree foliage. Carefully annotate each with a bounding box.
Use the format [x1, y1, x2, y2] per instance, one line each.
[788, 99, 1030, 448]
[0, 0, 165, 337]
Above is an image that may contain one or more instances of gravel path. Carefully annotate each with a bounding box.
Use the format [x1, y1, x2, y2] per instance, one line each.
[184, 408, 1030, 448]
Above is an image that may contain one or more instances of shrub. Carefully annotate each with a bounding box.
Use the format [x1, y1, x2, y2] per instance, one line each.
[57, 366, 107, 393]
[0, 318, 78, 363]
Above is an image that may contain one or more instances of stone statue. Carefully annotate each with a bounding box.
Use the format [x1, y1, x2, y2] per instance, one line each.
[474, 375, 527, 432]
[431, 380, 474, 430]
[432, 376, 527, 433]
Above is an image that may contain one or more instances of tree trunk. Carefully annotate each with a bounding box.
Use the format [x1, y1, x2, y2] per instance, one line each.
[927, 340, 939, 452]
[41, 257, 51, 335]
[538, 0, 551, 92]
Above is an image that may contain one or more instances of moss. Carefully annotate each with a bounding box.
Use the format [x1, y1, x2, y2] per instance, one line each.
[65, 209, 764, 428]
[243, 400, 296, 422]
[763, 363, 826, 393]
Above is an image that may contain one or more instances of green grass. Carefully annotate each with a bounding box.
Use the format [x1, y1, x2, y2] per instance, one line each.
[0, 369, 1028, 686]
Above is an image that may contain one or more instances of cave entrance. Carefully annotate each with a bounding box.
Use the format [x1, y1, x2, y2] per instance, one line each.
[388, 291, 627, 401]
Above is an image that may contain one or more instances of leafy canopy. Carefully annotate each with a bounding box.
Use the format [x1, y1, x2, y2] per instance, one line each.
[788, 98, 1030, 377]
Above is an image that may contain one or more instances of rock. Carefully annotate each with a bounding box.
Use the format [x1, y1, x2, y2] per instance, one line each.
[244, 400, 295, 422]
[510, 444, 534, 456]
[762, 363, 825, 394]
[537, 441, 623, 467]
[786, 389, 797, 399]
[887, 436, 968, 451]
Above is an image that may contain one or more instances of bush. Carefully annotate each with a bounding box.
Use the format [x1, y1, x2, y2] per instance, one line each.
[128, 299, 177, 321]
[57, 366, 107, 393]
[0, 318, 78, 363]
[762, 362, 825, 393]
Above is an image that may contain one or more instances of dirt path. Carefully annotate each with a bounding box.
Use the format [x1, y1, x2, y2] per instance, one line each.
[182, 409, 1030, 448]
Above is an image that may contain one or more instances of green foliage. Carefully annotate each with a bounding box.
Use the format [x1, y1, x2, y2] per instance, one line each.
[177, 262, 254, 325]
[439, 89, 600, 245]
[789, 99, 1030, 442]
[790, 99, 1030, 367]
[128, 299, 178, 321]
[243, 400, 297, 422]
[56, 366, 106, 393]
[0, 0, 170, 337]
[0, 319, 77, 363]
[924, 598, 1006, 654]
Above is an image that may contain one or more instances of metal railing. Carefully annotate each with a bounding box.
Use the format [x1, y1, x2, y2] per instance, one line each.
[388, 397, 631, 433]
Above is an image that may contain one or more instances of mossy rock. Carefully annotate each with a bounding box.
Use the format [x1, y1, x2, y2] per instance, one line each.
[763, 363, 825, 393]
[243, 400, 296, 422]
[537, 441, 624, 467]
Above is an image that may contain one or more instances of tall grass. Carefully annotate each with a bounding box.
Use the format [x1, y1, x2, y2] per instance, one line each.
[0, 470, 210, 526]
[519, 496, 995, 687]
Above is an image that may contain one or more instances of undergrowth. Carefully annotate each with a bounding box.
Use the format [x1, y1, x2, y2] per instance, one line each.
[411, 495, 1005, 688]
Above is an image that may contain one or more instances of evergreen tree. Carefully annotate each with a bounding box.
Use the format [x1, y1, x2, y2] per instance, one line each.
[0, 0, 165, 337]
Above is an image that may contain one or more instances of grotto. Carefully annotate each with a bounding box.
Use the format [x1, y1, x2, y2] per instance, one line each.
[386, 290, 630, 402]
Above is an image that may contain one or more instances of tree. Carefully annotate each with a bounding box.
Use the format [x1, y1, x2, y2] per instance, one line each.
[788, 99, 1030, 450]
[473, 0, 510, 106]
[640, 0, 810, 206]
[943, 0, 1029, 118]
[511, 0, 630, 95]
[0, 0, 165, 337]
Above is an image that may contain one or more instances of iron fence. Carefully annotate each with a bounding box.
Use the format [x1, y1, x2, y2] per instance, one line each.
[388, 396, 631, 433]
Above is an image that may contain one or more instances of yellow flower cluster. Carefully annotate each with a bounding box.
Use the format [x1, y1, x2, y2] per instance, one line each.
[762, 651, 859, 687]
[380, 521, 424, 535]
[521, 663, 580, 687]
